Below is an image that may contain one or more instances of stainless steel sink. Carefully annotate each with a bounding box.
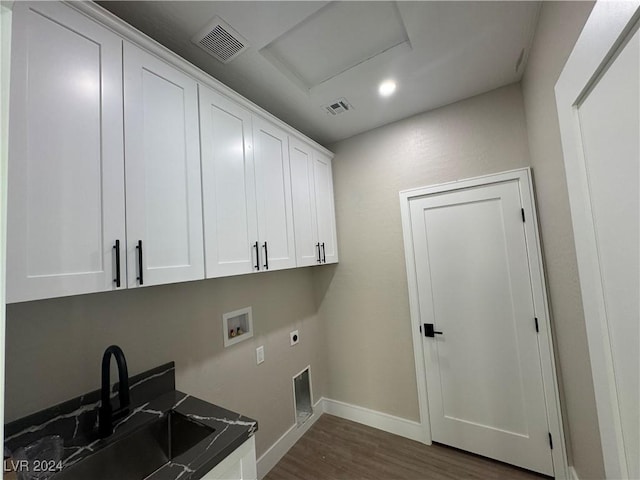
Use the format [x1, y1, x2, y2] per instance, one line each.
[55, 411, 214, 480]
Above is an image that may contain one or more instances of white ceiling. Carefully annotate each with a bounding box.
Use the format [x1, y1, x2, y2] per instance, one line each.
[98, 1, 541, 146]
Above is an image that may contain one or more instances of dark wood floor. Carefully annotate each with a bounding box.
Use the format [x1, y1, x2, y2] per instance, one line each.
[265, 414, 549, 480]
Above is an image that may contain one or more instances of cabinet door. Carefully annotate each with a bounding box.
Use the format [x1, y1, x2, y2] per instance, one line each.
[252, 117, 296, 271]
[313, 152, 339, 264]
[202, 436, 256, 480]
[7, 2, 126, 303]
[289, 138, 320, 267]
[123, 42, 204, 287]
[199, 86, 259, 277]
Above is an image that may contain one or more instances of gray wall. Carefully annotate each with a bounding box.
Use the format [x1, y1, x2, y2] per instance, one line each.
[521, 2, 603, 478]
[321, 84, 531, 420]
[5, 268, 327, 457]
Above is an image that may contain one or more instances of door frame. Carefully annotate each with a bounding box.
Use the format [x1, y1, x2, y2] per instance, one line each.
[399, 168, 568, 479]
[555, 3, 640, 478]
[0, 0, 13, 462]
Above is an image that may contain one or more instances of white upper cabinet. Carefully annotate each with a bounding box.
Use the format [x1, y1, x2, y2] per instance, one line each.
[123, 42, 204, 287]
[252, 117, 297, 271]
[7, 2, 126, 303]
[289, 139, 320, 267]
[313, 152, 339, 264]
[199, 85, 258, 277]
[6, 1, 337, 302]
[289, 142, 339, 266]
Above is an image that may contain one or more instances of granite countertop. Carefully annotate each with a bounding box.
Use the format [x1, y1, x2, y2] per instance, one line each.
[5, 362, 258, 480]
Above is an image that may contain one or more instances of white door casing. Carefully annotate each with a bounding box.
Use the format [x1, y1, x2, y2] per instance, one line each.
[199, 85, 259, 277]
[400, 169, 568, 478]
[123, 41, 204, 288]
[555, 3, 640, 478]
[1, 0, 14, 461]
[7, 2, 126, 302]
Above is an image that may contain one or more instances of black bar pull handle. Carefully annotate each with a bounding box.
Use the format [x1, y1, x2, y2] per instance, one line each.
[316, 243, 321, 263]
[321, 242, 326, 263]
[113, 240, 121, 288]
[254, 241, 260, 271]
[423, 323, 443, 337]
[136, 240, 144, 285]
[263, 242, 269, 270]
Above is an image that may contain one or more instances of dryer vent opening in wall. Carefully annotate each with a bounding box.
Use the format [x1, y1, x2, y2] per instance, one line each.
[293, 367, 313, 426]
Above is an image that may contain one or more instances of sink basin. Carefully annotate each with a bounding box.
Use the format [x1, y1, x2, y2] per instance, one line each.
[55, 411, 215, 480]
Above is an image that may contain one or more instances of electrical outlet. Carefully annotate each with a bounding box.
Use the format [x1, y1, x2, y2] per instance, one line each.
[256, 345, 264, 364]
[290, 330, 299, 346]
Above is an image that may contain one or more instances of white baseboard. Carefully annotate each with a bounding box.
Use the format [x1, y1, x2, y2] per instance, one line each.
[257, 397, 427, 479]
[322, 398, 427, 444]
[569, 466, 580, 480]
[256, 398, 324, 479]
[259, 397, 573, 480]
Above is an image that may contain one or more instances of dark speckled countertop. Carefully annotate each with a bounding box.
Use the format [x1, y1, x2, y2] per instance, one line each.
[5, 362, 258, 480]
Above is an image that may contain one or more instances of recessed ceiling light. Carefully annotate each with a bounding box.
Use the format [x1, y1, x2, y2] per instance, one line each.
[378, 80, 397, 97]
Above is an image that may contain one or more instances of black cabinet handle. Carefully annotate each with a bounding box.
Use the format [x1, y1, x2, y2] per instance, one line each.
[113, 240, 121, 288]
[321, 242, 326, 263]
[423, 323, 443, 337]
[316, 243, 321, 263]
[254, 241, 260, 271]
[136, 240, 144, 285]
[263, 242, 269, 270]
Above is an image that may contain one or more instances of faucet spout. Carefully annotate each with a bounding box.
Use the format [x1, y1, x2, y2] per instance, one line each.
[98, 345, 130, 438]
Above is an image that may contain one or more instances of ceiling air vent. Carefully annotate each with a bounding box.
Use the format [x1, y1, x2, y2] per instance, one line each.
[324, 98, 353, 116]
[192, 16, 249, 64]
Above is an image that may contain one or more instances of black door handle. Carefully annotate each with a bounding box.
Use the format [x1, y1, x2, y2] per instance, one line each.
[423, 323, 443, 337]
[263, 242, 269, 270]
[113, 240, 121, 288]
[254, 241, 260, 271]
[136, 240, 144, 285]
[316, 243, 321, 263]
[321, 242, 326, 263]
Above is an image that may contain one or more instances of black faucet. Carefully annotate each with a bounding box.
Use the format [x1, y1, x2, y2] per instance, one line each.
[98, 345, 130, 438]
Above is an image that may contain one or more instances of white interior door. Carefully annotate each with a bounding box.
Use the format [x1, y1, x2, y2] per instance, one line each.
[409, 179, 553, 476]
[124, 42, 204, 288]
[199, 86, 258, 277]
[556, 5, 640, 478]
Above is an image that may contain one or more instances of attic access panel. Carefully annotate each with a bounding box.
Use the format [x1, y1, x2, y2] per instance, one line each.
[260, 2, 410, 90]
